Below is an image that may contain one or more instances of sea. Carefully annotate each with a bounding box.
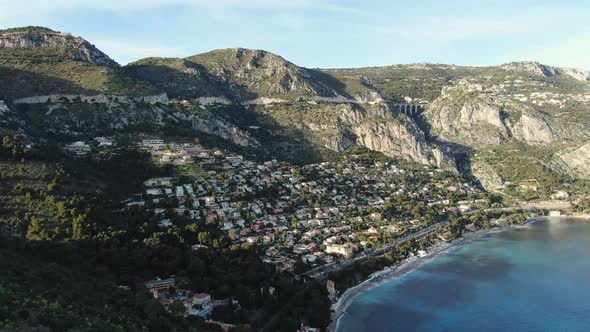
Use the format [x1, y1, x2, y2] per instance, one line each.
[337, 218, 590, 332]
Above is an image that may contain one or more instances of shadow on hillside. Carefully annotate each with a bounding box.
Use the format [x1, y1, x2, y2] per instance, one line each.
[123, 61, 230, 99]
[308, 69, 356, 99]
[208, 103, 333, 165]
[0, 66, 101, 101]
[125, 62, 348, 164]
[435, 141, 483, 188]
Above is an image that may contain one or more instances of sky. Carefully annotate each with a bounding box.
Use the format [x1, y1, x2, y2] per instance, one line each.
[0, 0, 589, 69]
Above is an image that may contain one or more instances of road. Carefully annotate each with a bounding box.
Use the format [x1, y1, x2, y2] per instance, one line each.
[302, 220, 447, 279]
[302, 200, 571, 279]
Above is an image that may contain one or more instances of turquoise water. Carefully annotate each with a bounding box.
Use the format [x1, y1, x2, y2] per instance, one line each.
[338, 219, 590, 332]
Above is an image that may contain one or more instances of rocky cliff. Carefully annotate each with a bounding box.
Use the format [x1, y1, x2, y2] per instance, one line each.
[426, 83, 562, 147]
[555, 143, 590, 179]
[0, 26, 118, 67]
[501, 61, 589, 82]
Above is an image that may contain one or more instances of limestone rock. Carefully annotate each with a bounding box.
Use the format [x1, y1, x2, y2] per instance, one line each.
[426, 91, 510, 146]
[0, 27, 118, 67]
[511, 111, 558, 145]
[555, 143, 590, 179]
[471, 160, 504, 190]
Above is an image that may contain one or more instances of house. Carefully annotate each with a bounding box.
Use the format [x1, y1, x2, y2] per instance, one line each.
[144, 177, 173, 187]
[370, 212, 383, 221]
[302, 254, 317, 264]
[297, 326, 320, 332]
[325, 244, 354, 258]
[465, 223, 478, 232]
[551, 190, 569, 200]
[192, 293, 211, 306]
[144, 278, 175, 298]
[458, 204, 472, 213]
[204, 196, 216, 206]
[146, 188, 163, 196]
[366, 227, 378, 234]
[159, 219, 173, 228]
[64, 141, 91, 156]
[141, 138, 165, 150]
[94, 136, 114, 147]
[380, 225, 398, 233]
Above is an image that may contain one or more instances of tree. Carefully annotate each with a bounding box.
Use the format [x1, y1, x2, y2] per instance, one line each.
[198, 232, 209, 245]
[168, 301, 186, 317]
[1, 135, 24, 158]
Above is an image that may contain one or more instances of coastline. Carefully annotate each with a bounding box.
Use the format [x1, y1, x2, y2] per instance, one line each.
[328, 216, 547, 332]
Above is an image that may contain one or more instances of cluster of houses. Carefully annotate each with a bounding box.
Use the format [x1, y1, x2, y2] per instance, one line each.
[129, 140, 485, 274]
[143, 277, 220, 318]
[62, 136, 114, 156]
[140, 138, 218, 165]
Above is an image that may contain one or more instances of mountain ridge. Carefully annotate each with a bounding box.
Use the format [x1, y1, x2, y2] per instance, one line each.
[2, 26, 590, 196]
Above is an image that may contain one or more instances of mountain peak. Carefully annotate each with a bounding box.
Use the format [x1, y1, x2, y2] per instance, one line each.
[0, 26, 119, 67]
[188, 48, 296, 72]
[500, 61, 589, 82]
[186, 48, 342, 98]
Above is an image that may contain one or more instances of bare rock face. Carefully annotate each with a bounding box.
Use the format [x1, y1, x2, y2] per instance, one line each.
[511, 111, 558, 145]
[501, 61, 589, 82]
[0, 100, 10, 114]
[0, 27, 119, 67]
[190, 113, 261, 148]
[354, 91, 385, 104]
[555, 142, 590, 179]
[426, 85, 562, 148]
[426, 90, 510, 146]
[352, 115, 456, 171]
[470, 160, 504, 190]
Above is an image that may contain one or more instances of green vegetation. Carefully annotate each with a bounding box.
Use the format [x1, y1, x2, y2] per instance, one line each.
[0, 136, 332, 331]
[470, 140, 577, 198]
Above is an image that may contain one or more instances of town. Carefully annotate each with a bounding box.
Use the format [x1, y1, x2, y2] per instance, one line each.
[93, 136, 499, 319]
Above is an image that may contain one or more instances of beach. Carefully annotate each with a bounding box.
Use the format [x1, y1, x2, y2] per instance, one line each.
[328, 216, 547, 332]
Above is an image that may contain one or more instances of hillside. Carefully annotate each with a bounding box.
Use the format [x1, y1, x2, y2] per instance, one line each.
[127, 48, 382, 103]
[1, 26, 590, 197]
[0, 26, 157, 99]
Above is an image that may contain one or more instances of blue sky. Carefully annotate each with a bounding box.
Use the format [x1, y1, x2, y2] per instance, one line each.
[1, 0, 588, 69]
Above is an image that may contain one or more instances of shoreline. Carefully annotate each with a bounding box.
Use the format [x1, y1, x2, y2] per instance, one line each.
[329, 216, 548, 332]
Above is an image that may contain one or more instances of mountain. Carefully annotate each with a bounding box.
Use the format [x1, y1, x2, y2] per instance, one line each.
[500, 61, 590, 82]
[2, 26, 590, 197]
[0, 26, 118, 67]
[0, 26, 156, 99]
[126, 48, 383, 103]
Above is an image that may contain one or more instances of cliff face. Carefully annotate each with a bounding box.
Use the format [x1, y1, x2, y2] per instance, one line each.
[427, 91, 510, 146]
[189, 112, 261, 148]
[426, 84, 562, 147]
[302, 103, 456, 170]
[511, 111, 558, 145]
[353, 118, 456, 169]
[470, 160, 504, 190]
[555, 143, 590, 179]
